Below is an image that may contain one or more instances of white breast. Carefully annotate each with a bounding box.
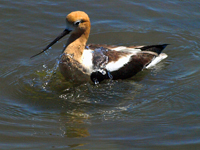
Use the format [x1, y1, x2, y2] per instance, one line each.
[81, 49, 94, 73]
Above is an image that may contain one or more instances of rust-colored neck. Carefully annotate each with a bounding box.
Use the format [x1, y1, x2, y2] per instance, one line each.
[63, 24, 90, 63]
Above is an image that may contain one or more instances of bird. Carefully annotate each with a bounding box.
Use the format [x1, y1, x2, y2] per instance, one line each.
[31, 11, 168, 84]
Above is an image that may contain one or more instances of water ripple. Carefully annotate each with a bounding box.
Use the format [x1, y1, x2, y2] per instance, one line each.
[1, 0, 200, 149]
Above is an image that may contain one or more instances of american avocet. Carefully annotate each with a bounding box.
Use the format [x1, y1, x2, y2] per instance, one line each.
[32, 11, 168, 84]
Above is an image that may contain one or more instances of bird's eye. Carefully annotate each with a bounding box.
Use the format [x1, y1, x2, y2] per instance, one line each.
[74, 20, 82, 26]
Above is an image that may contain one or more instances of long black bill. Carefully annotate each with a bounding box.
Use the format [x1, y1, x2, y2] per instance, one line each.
[30, 29, 71, 58]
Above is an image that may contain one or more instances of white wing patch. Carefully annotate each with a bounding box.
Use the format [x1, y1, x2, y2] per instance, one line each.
[146, 53, 168, 69]
[111, 47, 141, 54]
[105, 47, 142, 72]
[106, 54, 132, 72]
[111, 46, 128, 51]
[81, 47, 167, 74]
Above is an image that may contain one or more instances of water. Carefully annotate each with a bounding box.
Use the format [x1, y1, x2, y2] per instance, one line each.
[0, 0, 200, 149]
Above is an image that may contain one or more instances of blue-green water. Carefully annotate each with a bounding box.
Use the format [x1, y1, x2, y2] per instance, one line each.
[0, 0, 200, 149]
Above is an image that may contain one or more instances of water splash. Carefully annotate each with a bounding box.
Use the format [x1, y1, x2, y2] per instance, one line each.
[91, 47, 114, 84]
[93, 78, 99, 85]
[107, 71, 113, 80]
[41, 59, 60, 91]
[92, 47, 108, 70]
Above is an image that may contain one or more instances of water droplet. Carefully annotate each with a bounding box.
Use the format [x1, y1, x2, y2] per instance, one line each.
[108, 71, 113, 80]
[93, 47, 108, 70]
[93, 78, 99, 85]
[98, 69, 106, 75]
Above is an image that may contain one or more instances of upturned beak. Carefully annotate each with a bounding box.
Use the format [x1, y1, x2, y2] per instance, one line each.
[31, 28, 71, 58]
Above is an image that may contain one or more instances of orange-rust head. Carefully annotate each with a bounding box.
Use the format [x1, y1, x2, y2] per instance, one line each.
[31, 11, 91, 58]
[66, 11, 91, 33]
[67, 11, 90, 23]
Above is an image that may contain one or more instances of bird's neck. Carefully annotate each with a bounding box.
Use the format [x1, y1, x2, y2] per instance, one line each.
[63, 29, 90, 63]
